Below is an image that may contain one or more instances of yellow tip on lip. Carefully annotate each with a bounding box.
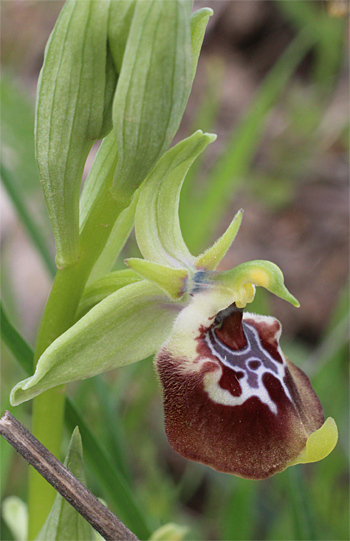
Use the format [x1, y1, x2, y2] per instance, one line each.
[288, 417, 338, 466]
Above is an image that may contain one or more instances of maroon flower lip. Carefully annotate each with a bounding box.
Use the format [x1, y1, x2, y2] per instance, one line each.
[156, 304, 325, 479]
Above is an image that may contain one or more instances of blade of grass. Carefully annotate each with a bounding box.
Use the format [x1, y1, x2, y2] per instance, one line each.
[0, 164, 56, 278]
[0, 302, 34, 375]
[185, 28, 316, 252]
[275, 0, 346, 85]
[288, 466, 318, 541]
[180, 57, 224, 230]
[220, 478, 256, 541]
[91, 375, 132, 483]
[0, 302, 152, 540]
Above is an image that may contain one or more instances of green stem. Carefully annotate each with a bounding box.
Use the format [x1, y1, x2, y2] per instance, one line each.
[27, 190, 127, 539]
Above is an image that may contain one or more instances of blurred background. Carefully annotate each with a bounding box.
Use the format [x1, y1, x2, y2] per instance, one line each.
[1, 1, 349, 540]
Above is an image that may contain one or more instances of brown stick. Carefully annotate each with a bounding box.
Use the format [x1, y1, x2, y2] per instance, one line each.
[0, 411, 139, 541]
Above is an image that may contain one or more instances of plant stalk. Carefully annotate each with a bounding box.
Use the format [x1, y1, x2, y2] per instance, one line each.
[27, 191, 127, 539]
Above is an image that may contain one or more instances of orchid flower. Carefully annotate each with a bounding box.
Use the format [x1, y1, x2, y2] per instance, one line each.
[10, 131, 337, 479]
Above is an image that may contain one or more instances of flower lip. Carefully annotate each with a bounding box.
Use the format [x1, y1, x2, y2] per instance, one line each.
[156, 295, 329, 479]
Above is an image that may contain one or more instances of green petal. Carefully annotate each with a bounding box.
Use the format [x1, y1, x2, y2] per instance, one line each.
[135, 130, 216, 269]
[195, 209, 243, 271]
[196, 260, 299, 308]
[126, 259, 188, 300]
[36, 427, 95, 541]
[10, 282, 182, 406]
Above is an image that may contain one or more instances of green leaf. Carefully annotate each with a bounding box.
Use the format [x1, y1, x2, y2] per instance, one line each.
[126, 259, 188, 300]
[36, 427, 95, 541]
[149, 522, 190, 541]
[35, 0, 116, 266]
[64, 401, 152, 539]
[10, 282, 183, 405]
[76, 269, 142, 320]
[135, 130, 216, 269]
[0, 302, 152, 539]
[111, 0, 193, 205]
[1, 496, 28, 541]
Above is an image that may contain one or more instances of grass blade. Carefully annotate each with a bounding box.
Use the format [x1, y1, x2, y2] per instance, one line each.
[0, 164, 56, 277]
[1, 302, 33, 375]
[185, 28, 316, 252]
[0, 301, 152, 540]
[288, 466, 318, 540]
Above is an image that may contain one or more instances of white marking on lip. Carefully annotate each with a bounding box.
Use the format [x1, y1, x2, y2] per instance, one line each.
[204, 322, 293, 415]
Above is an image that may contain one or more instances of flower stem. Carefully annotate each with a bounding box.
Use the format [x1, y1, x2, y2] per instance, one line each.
[27, 265, 87, 540]
[27, 192, 127, 539]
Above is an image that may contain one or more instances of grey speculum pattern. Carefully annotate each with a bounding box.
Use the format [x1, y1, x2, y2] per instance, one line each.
[205, 321, 279, 390]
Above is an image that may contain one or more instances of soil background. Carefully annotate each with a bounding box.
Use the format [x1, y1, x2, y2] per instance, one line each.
[1, 0, 349, 345]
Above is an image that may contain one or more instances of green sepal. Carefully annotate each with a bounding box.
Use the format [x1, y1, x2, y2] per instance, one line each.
[190, 8, 213, 77]
[111, 0, 193, 206]
[36, 427, 95, 541]
[10, 282, 183, 406]
[35, 0, 115, 266]
[76, 269, 142, 320]
[201, 260, 300, 309]
[195, 209, 243, 271]
[135, 130, 216, 269]
[126, 259, 188, 300]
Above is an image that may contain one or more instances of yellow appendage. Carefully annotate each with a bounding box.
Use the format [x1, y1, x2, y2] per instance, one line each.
[289, 417, 338, 466]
